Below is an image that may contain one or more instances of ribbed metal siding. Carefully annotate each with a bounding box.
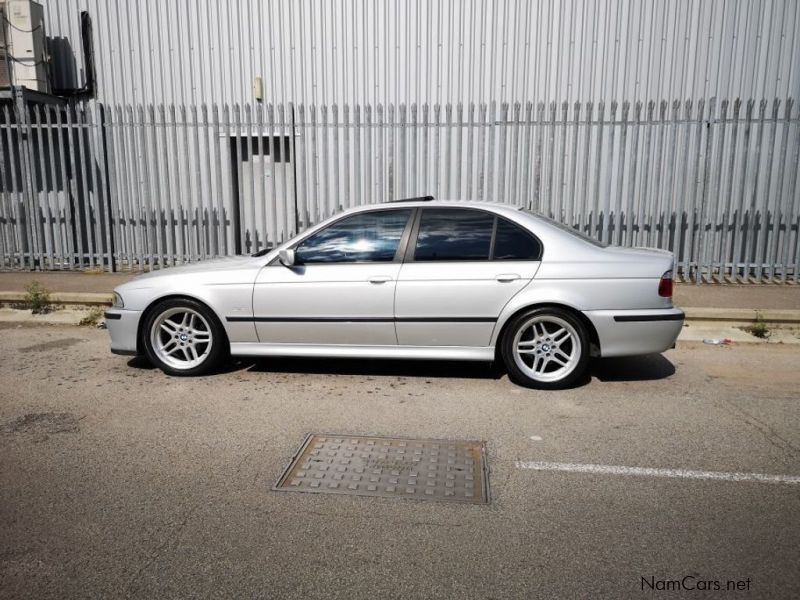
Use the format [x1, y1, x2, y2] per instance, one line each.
[43, 0, 800, 110]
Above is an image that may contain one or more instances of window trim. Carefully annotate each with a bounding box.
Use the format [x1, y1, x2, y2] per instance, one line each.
[405, 207, 543, 263]
[271, 206, 417, 266]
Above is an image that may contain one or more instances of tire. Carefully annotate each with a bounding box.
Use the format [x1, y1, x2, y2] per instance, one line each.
[142, 298, 226, 376]
[500, 306, 590, 390]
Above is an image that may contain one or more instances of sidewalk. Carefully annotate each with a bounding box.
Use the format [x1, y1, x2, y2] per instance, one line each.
[0, 270, 798, 310]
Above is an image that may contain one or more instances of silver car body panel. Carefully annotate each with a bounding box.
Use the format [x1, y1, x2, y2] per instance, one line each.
[228, 343, 495, 361]
[105, 200, 683, 362]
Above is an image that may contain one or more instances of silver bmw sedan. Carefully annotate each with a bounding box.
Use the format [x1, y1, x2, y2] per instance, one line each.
[105, 198, 683, 389]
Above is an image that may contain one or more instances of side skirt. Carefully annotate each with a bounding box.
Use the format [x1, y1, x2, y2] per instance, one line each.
[229, 343, 495, 361]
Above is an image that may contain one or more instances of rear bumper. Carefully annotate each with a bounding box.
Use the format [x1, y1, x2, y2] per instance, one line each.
[583, 307, 684, 358]
[104, 309, 142, 355]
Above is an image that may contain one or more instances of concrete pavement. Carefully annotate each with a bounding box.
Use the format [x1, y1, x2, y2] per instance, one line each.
[1, 324, 799, 598]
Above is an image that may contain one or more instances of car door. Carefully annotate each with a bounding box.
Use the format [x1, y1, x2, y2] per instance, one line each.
[395, 207, 542, 347]
[252, 207, 414, 345]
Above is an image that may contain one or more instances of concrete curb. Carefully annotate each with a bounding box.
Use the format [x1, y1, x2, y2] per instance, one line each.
[0, 291, 112, 305]
[682, 307, 800, 325]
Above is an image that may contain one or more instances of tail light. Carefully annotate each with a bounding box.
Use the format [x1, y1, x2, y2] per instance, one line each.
[658, 270, 673, 298]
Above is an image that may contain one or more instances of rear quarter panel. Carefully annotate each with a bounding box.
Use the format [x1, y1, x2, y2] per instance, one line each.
[488, 222, 676, 351]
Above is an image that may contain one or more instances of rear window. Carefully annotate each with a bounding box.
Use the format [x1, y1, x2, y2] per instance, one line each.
[522, 210, 608, 248]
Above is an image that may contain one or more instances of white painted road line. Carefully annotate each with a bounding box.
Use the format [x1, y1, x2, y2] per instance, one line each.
[514, 461, 800, 485]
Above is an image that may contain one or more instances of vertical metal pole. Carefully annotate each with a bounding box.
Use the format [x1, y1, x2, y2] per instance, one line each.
[578, 101, 593, 234]
[66, 103, 86, 269]
[243, 103, 255, 254]
[695, 99, 716, 284]
[158, 104, 176, 264]
[32, 105, 54, 269]
[707, 100, 729, 283]
[331, 103, 341, 208]
[91, 104, 115, 271]
[742, 100, 767, 282]
[147, 104, 165, 267]
[497, 102, 509, 203]
[191, 104, 207, 259]
[432, 103, 440, 200]
[108, 106, 127, 268]
[343, 104, 352, 208]
[16, 96, 42, 269]
[731, 100, 754, 282]
[3, 105, 23, 268]
[779, 100, 799, 282]
[721, 100, 742, 281]
[755, 99, 779, 282]
[76, 105, 97, 269]
[200, 104, 215, 257]
[354, 104, 363, 205]
[254, 103, 265, 251]
[623, 101, 641, 248]
[590, 101, 605, 241]
[136, 105, 154, 268]
[566, 101, 581, 228]
[443, 103, 452, 199]
[171, 104, 186, 263]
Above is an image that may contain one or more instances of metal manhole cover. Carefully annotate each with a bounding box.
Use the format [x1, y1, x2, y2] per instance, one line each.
[274, 434, 490, 504]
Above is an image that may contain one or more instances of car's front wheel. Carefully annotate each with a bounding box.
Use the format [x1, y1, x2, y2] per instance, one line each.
[143, 298, 226, 376]
[501, 307, 589, 389]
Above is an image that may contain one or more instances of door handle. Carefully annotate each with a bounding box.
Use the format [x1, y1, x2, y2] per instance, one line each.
[368, 275, 393, 284]
[495, 273, 521, 282]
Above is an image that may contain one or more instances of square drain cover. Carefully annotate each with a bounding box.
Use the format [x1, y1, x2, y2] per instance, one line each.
[274, 434, 490, 504]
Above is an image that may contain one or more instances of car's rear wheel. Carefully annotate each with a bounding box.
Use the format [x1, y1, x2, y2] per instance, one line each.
[143, 298, 225, 376]
[501, 307, 589, 389]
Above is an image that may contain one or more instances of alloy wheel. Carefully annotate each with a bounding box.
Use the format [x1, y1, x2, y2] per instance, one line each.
[512, 315, 582, 383]
[150, 307, 213, 370]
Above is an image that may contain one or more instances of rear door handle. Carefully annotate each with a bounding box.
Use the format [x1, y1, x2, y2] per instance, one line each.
[495, 273, 521, 282]
[368, 275, 392, 284]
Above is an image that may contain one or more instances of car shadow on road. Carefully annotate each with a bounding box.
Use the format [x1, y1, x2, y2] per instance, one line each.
[126, 356, 249, 376]
[590, 353, 676, 382]
[127, 353, 674, 384]
[245, 357, 503, 380]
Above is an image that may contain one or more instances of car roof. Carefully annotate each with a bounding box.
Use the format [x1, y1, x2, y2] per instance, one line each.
[343, 199, 523, 215]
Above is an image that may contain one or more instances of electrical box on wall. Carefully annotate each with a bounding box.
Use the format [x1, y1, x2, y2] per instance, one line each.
[0, 0, 50, 93]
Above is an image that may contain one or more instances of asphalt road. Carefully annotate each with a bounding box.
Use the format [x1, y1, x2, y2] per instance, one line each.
[1, 324, 799, 599]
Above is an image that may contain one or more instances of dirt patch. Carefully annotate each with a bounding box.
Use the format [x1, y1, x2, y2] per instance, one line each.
[2, 412, 81, 435]
[18, 338, 85, 353]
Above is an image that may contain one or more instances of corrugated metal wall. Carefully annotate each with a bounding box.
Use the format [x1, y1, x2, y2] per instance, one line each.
[2, 0, 797, 281]
[43, 0, 800, 109]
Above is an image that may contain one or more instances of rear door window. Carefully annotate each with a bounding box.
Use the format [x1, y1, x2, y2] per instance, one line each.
[413, 208, 494, 261]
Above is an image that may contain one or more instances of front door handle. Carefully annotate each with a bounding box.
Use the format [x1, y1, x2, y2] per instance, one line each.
[495, 273, 521, 282]
[368, 275, 392, 284]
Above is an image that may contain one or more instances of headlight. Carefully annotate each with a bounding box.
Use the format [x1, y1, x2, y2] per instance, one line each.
[112, 292, 124, 308]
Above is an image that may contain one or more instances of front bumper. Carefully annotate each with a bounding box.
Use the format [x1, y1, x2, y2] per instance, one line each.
[104, 309, 143, 356]
[583, 307, 684, 358]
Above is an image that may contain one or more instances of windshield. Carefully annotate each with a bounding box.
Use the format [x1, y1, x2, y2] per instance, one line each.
[522, 210, 608, 248]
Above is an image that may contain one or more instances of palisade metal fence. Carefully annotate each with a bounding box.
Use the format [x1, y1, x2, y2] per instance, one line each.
[0, 98, 799, 283]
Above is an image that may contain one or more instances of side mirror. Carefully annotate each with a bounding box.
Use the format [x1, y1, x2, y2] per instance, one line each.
[278, 248, 296, 267]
